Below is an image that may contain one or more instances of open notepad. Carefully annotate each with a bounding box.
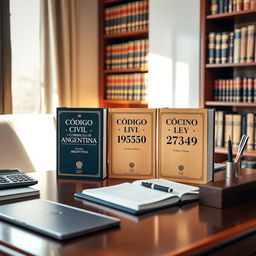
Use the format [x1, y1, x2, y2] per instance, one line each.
[75, 179, 198, 214]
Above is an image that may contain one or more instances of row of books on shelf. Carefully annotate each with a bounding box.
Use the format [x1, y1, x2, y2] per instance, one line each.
[105, 39, 148, 70]
[208, 25, 255, 64]
[105, 0, 148, 35]
[215, 111, 256, 150]
[210, 0, 256, 15]
[57, 108, 214, 184]
[214, 76, 256, 102]
[105, 73, 147, 101]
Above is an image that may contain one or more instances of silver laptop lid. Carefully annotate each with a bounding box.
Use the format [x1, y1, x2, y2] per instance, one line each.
[0, 199, 120, 240]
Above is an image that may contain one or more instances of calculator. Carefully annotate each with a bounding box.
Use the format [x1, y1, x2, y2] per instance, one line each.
[0, 169, 38, 189]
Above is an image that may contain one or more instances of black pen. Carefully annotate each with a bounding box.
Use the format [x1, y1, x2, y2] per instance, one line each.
[227, 135, 233, 162]
[141, 182, 173, 193]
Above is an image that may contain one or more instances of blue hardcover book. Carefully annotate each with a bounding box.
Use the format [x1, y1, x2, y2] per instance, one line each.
[57, 108, 108, 179]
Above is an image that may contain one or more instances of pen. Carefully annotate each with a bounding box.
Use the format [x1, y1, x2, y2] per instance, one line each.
[141, 182, 173, 193]
[227, 135, 233, 162]
[234, 135, 249, 163]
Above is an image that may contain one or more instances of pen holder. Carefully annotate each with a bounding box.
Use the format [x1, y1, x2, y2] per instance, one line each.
[226, 162, 240, 179]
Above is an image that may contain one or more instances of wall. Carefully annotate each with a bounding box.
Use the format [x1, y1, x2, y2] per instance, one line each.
[148, 0, 200, 108]
[77, 0, 99, 107]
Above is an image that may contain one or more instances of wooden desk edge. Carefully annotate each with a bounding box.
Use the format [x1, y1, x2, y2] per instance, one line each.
[164, 219, 256, 256]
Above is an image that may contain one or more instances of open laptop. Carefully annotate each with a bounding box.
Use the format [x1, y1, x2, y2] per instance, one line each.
[0, 199, 120, 240]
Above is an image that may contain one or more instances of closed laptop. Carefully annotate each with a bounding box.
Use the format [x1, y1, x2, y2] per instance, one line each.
[0, 199, 120, 240]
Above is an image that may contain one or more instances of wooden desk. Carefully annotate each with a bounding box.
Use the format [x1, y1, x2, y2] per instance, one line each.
[0, 170, 256, 256]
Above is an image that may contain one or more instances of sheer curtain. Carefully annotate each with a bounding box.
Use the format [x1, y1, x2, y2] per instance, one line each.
[0, 0, 12, 114]
[40, 0, 80, 113]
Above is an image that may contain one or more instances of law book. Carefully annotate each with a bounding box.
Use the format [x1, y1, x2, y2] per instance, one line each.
[0, 187, 39, 202]
[75, 178, 198, 215]
[240, 26, 248, 63]
[229, 32, 234, 63]
[208, 32, 216, 64]
[246, 25, 255, 63]
[57, 108, 108, 180]
[244, 0, 250, 9]
[211, 0, 218, 14]
[246, 112, 254, 150]
[108, 108, 156, 179]
[215, 33, 222, 64]
[158, 108, 215, 185]
[216, 111, 225, 147]
[224, 113, 233, 148]
[232, 114, 242, 149]
[234, 28, 241, 63]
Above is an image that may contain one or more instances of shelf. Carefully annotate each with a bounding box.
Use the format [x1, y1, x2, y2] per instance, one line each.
[215, 147, 256, 157]
[103, 99, 148, 105]
[205, 101, 256, 107]
[104, 68, 148, 74]
[206, 62, 256, 68]
[206, 9, 256, 20]
[104, 0, 124, 4]
[104, 30, 148, 39]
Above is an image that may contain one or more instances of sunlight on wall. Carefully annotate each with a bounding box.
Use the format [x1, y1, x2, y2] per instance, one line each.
[148, 53, 174, 108]
[174, 61, 189, 108]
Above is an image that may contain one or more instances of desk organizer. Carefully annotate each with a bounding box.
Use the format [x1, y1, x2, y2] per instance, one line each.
[199, 173, 256, 208]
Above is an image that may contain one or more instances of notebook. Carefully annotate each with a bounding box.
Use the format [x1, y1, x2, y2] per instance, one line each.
[0, 199, 120, 240]
[75, 179, 199, 214]
[0, 187, 39, 202]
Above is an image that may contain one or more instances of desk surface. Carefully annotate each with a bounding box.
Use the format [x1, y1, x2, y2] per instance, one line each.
[0, 170, 256, 256]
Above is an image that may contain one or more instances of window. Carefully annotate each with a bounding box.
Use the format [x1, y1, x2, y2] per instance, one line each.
[10, 0, 40, 113]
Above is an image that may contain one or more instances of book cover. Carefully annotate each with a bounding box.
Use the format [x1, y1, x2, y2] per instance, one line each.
[240, 26, 248, 63]
[158, 108, 215, 184]
[234, 28, 241, 63]
[57, 108, 108, 180]
[108, 108, 156, 179]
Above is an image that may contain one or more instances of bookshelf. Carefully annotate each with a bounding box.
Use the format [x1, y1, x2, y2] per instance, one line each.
[200, 0, 256, 162]
[99, 0, 149, 108]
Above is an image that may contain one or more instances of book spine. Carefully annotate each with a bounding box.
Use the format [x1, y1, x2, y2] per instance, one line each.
[246, 25, 255, 63]
[229, 32, 234, 63]
[208, 32, 216, 64]
[246, 113, 254, 150]
[224, 114, 233, 148]
[236, 0, 243, 10]
[254, 77, 256, 102]
[234, 28, 241, 63]
[217, 111, 224, 147]
[215, 33, 222, 64]
[248, 77, 253, 102]
[211, 0, 219, 14]
[221, 32, 229, 63]
[232, 114, 242, 149]
[240, 26, 248, 63]
[244, 0, 250, 10]
[243, 77, 248, 102]
[218, 0, 224, 13]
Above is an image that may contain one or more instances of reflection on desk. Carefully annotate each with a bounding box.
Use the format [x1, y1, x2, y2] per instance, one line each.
[0, 170, 255, 256]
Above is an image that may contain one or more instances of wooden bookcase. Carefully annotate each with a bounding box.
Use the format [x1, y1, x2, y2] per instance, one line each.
[200, 0, 256, 162]
[99, 0, 149, 108]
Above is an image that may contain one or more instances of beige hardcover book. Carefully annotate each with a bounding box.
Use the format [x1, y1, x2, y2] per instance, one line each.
[232, 114, 242, 149]
[158, 108, 214, 185]
[246, 112, 254, 150]
[216, 111, 224, 147]
[240, 26, 248, 63]
[246, 25, 255, 63]
[224, 114, 233, 148]
[109, 108, 156, 179]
